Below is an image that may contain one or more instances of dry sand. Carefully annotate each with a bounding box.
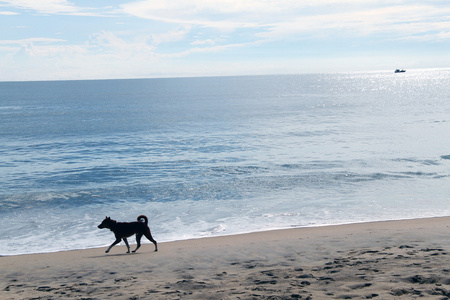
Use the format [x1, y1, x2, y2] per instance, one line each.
[1, 217, 449, 299]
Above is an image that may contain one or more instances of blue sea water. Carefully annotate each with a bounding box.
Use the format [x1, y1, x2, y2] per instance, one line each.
[1, 69, 450, 256]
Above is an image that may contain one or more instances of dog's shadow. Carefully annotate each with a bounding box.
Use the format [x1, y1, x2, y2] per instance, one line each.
[88, 252, 143, 258]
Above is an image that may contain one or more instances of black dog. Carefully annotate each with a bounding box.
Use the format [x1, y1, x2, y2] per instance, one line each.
[98, 215, 158, 253]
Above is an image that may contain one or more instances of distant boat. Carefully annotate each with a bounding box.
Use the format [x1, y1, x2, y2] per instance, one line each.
[395, 69, 406, 73]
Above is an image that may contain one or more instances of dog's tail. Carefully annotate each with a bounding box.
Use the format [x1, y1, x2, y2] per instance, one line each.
[137, 215, 148, 224]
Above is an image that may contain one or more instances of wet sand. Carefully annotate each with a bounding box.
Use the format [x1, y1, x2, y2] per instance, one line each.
[1, 217, 449, 299]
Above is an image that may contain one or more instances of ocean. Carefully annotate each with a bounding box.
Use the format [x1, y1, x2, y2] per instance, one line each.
[1, 69, 450, 256]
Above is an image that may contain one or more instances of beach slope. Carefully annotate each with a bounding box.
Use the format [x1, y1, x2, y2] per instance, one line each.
[1, 217, 449, 299]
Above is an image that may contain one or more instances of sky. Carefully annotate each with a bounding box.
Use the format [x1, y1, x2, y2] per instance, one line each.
[0, 0, 449, 81]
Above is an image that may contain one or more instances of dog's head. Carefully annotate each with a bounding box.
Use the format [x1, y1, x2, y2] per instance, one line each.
[98, 216, 116, 229]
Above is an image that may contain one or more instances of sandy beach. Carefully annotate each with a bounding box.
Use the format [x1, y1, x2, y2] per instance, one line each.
[1, 217, 449, 299]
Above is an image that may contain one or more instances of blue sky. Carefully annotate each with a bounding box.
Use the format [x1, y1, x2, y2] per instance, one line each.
[1, 0, 449, 81]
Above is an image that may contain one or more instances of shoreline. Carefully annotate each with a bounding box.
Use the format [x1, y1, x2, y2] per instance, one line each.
[1, 216, 449, 299]
[2, 216, 448, 257]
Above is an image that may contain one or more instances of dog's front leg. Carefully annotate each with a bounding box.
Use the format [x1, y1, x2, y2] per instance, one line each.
[123, 238, 130, 253]
[106, 237, 121, 253]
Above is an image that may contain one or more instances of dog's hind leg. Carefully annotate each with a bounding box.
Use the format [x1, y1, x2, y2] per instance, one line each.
[144, 230, 158, 252]
[133, 233, 143, 253]
[122, 238, 131, 253]
[106, 237, 121, 253]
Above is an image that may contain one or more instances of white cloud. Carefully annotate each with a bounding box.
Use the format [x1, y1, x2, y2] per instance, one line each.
[89, 31, 127, 47]
[191, 39, 215, 46]
[120, 0, 450, 42]
[88, 31, 156, 55]
[149, 26, 191, 46]
[0, 0, 111, 16]
[120, 0, 268, 29]
[0, 38, 66, 45]
[12, 42, 88, 59]
[0, 10, 18, 15]
[1, 0, 80, 14]
[161, 40, 259, 58]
